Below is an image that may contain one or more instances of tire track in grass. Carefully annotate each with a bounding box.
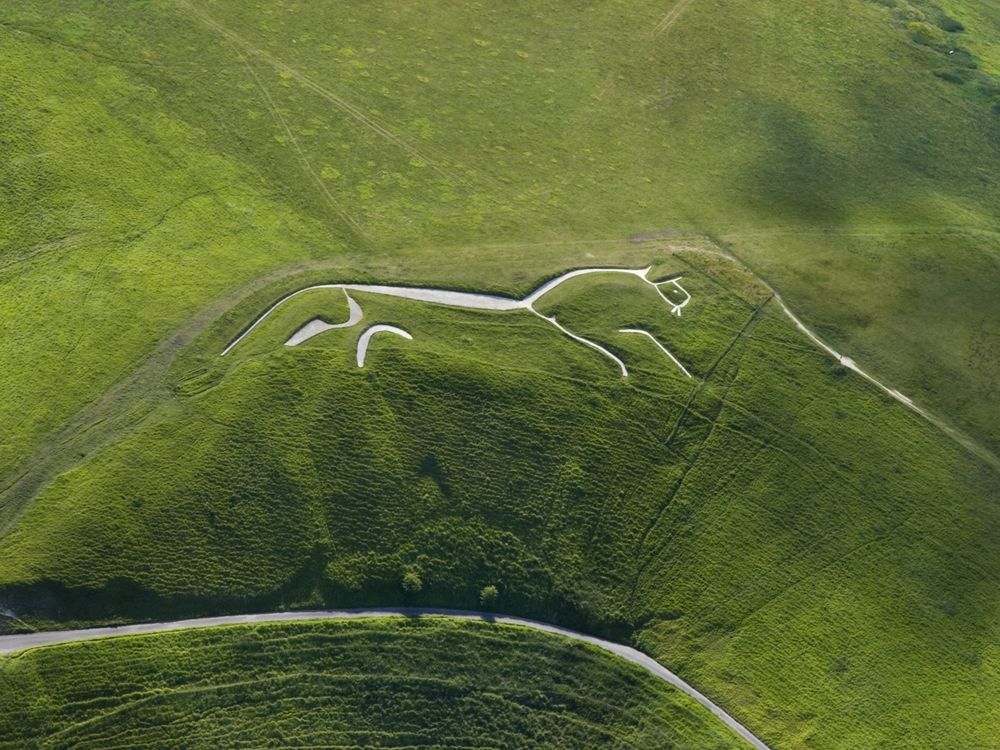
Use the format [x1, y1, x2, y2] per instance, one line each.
[630, 357, 744, 591]
[700, 509, 920, 644]
[662, 296, 773, 450]
[652, 0, 699, 37]
[627, 299, 771, 602]
[237, 55, 370, 244]
[173, 0, 452, 182]
[596, 0, 699, 100]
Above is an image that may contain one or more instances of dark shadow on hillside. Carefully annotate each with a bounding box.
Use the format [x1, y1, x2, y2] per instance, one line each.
[741, 101, 848, 225]
[0, 546, 635, 643]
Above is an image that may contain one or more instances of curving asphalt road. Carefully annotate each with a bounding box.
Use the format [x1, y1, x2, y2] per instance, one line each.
[0, 607, 771, 750]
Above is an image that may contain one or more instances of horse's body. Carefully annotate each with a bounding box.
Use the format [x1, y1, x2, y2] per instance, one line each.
[222, 267, 692, 378]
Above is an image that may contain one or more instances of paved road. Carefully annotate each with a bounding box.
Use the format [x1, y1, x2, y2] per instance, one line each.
[0, 607, 771, 750]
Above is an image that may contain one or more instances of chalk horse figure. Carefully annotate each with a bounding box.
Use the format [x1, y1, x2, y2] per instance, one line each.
[222, 267, 692, 378]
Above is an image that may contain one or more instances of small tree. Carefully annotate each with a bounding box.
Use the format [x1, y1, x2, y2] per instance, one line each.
[479, 584, 499, 608]
[402, 570, 423, 595]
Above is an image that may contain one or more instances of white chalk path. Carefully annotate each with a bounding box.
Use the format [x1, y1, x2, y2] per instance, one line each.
[221, 267, 693, 378]
[532, 309, 629, 377]
[666, 245, 1000, 472]
[284, 292, 363, 346]
[775, 297, 929, 415]
[0, 608, 771, 750]
[356, 325, 412, 367]
[619, 328, 693, 378]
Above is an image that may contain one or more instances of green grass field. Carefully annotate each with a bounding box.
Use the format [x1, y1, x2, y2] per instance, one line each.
[0, 618, 750, 749]
[1, 0, 998, 474]
[1, 1, 998, 749]
[1, 255, 996, 749]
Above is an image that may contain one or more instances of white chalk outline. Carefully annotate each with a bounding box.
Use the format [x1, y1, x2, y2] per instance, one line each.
[221, 266, 692, 378]
[356, 325, 412, 368]
[619, 329, 693, 378]
[284, 291, 363, 347]
[534, 309, 629, 377]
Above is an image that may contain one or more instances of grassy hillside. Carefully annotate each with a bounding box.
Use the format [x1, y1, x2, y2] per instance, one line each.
[0, 2, 998, 750]
[0, 617, 750, 749]
[0, 0, 998, 473]
[1, 255, 996, 749]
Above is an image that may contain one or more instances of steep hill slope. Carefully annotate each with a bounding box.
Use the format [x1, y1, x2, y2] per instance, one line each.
[0, 2, 998, 749]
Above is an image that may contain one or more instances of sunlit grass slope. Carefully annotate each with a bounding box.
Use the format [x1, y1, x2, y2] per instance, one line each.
[0, 618, 750, 750]
[1, 256, 996, 749]
[0, 2, 998, 749]
[1, 0, 998, 466]
[0, 19, 341, 485]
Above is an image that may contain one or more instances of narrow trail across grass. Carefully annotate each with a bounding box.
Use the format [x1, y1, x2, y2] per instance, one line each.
[654, 244, 1000, 472]
[0, 608, 772, 750]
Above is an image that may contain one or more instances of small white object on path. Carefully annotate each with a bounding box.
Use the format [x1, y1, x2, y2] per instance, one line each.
[0, 608, 772, 750]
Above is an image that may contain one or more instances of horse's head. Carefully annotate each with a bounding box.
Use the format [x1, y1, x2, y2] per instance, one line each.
[641, 270, 690, 317]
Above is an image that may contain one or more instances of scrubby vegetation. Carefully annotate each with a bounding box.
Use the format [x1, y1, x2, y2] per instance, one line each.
[0, 618, 750, 749]
[866, 0, 1000, 108]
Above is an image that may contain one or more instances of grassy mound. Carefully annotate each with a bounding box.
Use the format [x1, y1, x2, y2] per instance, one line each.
[0, 618, 749, 749]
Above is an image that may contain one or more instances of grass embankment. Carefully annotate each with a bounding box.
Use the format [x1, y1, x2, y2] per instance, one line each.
[1, 257, 997, 749]
[0, 618, 749, 749]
